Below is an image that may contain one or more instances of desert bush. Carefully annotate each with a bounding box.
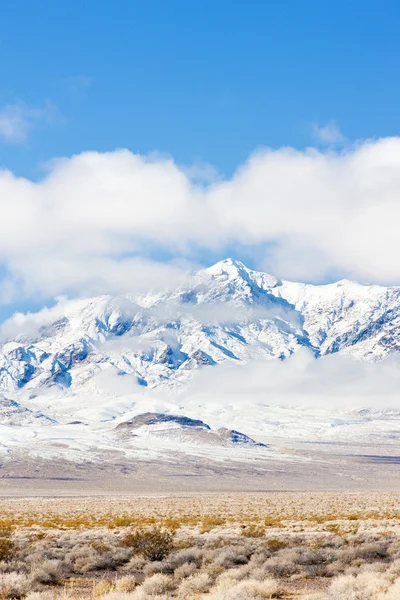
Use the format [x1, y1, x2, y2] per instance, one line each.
[200, 516, 226, 533]
[114, 575, 137, 593]
[140, 573, 175, 595]
[207, 577, 280, 600]
[125, 555, 147, 571]
[262, 555, 297, 578]
[30, 560, 62, 585]
[168, 547, 203, 569]
[327, 572, 388, 599]
[173, 562, 197, 580]
[325, 559, 346, 577]
[325, 523, 341, 533]
[382, 578, 400, 600]
[248, 549, 272, 567]
[266, 538, 287, 552]
[64, 543, 130, 574]
[123, 529, 173, 562]
[356, 542, 389, 561]
[296, 549, 326, 566]
[65, 546, 105, 573]
[203, 563, 225, 580]
[241, 524, 265, 538]
[264, 518, 283, 528]
[217, 565, 251, 583]
[0, 529, 15, 563]
[93, 580, 114, 597]
[100, 593, 139, 600]
[25, 593, 55, 600]
[0, 572, 30, 599]
[177, 572, 211, 596]
[143, 560, 174, 577]
[213, 546, 250, 568]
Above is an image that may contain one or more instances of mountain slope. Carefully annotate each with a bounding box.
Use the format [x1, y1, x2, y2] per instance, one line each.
[1, 258, 400, 482]
[0, 258, 399, 396]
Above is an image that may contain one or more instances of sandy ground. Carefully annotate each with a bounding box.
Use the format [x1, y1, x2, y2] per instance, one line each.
[1, 490, 400, 522]
[2, 491, 400, 598]
[2, 439, 400, 494]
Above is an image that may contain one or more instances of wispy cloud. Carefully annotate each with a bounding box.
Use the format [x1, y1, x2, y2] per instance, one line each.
[312, 120, 347, 146]
[0, 101, 58, 144]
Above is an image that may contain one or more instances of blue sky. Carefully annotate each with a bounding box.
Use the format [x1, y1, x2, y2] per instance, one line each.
[1, 0, 400, 177]
[1, 1, 400, 324]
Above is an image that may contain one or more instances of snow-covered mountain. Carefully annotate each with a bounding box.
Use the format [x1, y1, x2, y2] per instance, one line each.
[1, 258, 400, 479]
[1, 257, 400, 395]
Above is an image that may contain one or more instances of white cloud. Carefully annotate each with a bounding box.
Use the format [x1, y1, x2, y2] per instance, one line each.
[2, 139, 400, 303]
[0, 101, 57, 143]
[312, 120, 347, 146]
[182, 349, 400, 410]
[93, 366, 140, 397]
[0, 297, 76, 341]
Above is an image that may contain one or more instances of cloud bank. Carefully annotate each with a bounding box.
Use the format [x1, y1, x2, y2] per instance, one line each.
[1, 138, 400, 303]
[182, 349, 400, 410]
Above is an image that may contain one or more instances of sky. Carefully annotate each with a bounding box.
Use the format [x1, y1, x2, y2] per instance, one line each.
[1, 1, 400, 321]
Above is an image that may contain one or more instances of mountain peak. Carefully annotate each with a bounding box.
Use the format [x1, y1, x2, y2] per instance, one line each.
[205, 257, 248, 276]
[203, 258, 280, 291]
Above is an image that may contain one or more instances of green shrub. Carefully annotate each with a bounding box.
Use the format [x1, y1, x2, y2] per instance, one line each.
[0, 527, 15, 562]
[122, 528, 173, 561]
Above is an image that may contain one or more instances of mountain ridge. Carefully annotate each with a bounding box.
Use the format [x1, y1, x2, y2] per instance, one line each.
[0, 257, 399, 395]
[0, 258, 400, 481]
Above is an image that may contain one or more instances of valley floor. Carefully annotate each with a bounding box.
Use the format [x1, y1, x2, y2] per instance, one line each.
[2, 436, 400, 494]
[0, 492, 400, 599]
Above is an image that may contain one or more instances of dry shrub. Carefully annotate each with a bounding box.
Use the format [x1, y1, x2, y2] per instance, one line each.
[312, 571, 396, 600]
[25, 594, 55, 600]
[66, 546, 104, 573]
[217, 565, 251, 583]
[30, 560, 62, 585]
[100, 594, 138, 600]
[0, 529, 15, 563]
[356, 542, 388, 561]
[204, 564, 225, 580]
[168, 547, 203, 569]
[125, 555, 147, 571]
[266, 539, 287, 552]
[140, 573, 175, 595]
[177, 572, 211, 596]
[207, 577, 280, 600]
[123, 529, 173, 562]
[142, 561, 167, 578]
[93, 580, 114, 597]
[213, 547, 250, 568]
[114, 576, 137, 593]
[174, 562, 197, 580]
[65, 544, 129, 574]
[200, 516, 226, 533]
[262, 555, 297, 578]
[325, 523, 340, 533]
[383, 579, 400, 600]
[0, 572, 30, 599]
[241, 524, 265, 538]
[264, 518, 283, 528]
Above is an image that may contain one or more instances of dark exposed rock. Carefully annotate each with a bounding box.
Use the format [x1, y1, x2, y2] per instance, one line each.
[116, 412, 211, 430]
[217, 427, 268, 447]
[181, 350, 216, 370]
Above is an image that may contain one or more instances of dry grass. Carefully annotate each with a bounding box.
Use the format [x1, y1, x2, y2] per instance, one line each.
[0, 492, 399, 598]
